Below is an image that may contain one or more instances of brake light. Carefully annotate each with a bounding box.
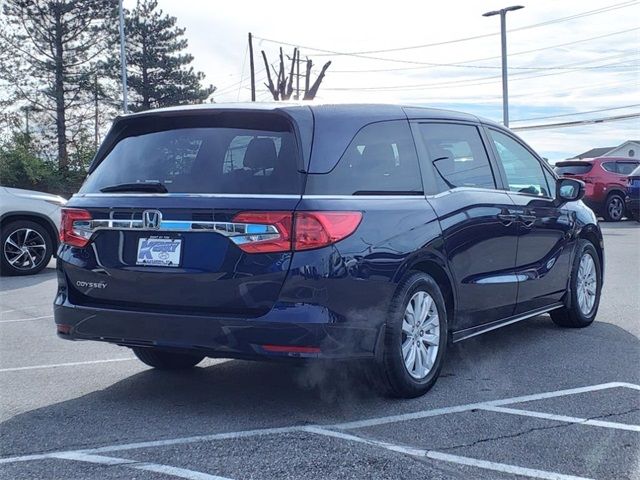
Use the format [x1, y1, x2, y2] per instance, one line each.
[232, 211, 293, 253]
[294, 212, 362, 251]
[60, 208, 93, 247]
[231, 211, 362, 253]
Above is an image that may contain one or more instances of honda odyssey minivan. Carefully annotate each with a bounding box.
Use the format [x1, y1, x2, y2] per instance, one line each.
[55, 103, 603, 398]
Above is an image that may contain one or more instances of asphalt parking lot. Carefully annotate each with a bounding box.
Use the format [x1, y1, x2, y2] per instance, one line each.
[1, 221, 638, 480]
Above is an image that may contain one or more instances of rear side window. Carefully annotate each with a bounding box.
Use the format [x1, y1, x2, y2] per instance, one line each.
[602, 162, 617, 173]
[304, 121, 422, 195]
[617, 162, 639, 175]
[81, 116, 302, 194]
[416, 123, 495, 192]
[554, 164, 592, 175]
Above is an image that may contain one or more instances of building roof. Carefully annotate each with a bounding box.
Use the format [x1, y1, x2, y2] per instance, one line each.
[573, 147, 616, 159]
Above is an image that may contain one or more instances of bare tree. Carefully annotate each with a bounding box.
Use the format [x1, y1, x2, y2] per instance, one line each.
[261, 47, 330, 101]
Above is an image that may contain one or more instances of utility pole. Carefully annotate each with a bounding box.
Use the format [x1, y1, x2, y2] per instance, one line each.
[118, 0, 128, 113]
[482, 5, 524, 127]
[248, 32, 256, 102]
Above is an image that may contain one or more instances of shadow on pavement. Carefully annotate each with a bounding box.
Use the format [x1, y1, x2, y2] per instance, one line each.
[1, 314, 638, 457]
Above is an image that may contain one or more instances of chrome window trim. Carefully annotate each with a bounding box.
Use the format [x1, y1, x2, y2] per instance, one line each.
[73, 193, 302, 199]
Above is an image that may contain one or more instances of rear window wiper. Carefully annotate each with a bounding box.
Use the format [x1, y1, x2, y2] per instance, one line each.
[100, 182, 168, 193]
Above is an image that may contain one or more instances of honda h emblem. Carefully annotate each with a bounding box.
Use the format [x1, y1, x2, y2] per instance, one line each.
[142, 210, 162, 230]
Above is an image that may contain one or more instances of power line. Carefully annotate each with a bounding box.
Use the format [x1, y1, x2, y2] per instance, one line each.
[322, 53, 638, 91]
[329, 27, 640, 73]
[512, 112, 640, 131]
[253, 1, 638, 61]
[511, 104, 640, 123]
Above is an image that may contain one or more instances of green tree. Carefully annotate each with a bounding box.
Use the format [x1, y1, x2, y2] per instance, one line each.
[0, 0, 117, 170]
[123, 0, 215, 112]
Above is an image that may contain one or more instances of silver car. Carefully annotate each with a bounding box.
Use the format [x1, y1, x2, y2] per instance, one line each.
[0, 187, 66, 275]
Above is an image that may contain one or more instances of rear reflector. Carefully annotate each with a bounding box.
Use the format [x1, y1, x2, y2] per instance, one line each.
[60, 208, 93, 247]
[262, 344, 321, 353]
[57, 324, 72, 334]
[232, 211, 362, 253]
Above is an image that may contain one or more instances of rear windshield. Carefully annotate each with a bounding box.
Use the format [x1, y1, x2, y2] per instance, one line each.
[81, 114, 302, 194]
[554, 163, 592, 175]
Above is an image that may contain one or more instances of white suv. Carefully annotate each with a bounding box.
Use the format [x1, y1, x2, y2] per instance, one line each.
[0, 187, 66, 276]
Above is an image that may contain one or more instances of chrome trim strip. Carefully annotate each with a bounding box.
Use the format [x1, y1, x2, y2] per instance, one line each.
[452, 303, 564, 343]
[75, 219, 278, 238]
[302, 195, 426, 200]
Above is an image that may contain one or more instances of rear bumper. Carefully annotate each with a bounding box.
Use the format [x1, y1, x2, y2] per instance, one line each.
[54, 298, 381, 360]
[625, 195, 640, 214]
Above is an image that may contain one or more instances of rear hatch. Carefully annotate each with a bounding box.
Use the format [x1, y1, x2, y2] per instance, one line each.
[61, 108, 309, 317]
[554, 161, 593, 182]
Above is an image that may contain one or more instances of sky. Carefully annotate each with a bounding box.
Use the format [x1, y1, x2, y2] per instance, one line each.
[138, 0, 639, 161]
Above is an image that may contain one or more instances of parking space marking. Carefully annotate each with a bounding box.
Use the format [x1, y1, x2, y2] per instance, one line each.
[479, 405, 640, 432]
[330, 382, 639, 430]
[426, 451, 594, 480]
[51, 452, 234, 480]
[0, 358, 136, 373]
[0, 315, 53, 324]
[0, 381, 637, 469]
[304, 426, 593, 480]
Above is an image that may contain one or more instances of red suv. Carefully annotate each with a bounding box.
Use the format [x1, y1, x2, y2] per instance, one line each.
[555, 156, 640, 221]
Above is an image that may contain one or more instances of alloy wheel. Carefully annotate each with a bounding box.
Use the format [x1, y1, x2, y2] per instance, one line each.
[576, 252, 597, 316]
[3, 228, 47, 271]
[401, 291, 440, 380]
[608, 196, 624, 220]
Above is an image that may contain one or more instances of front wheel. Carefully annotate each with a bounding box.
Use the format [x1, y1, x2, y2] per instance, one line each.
[551, 239, 602, 328]
[373, 272, 448, 398]
[132, 347, 205, 369]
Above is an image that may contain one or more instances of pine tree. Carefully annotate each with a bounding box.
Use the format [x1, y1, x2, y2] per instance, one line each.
[123, 0, 215, 112]
[0, 0, 117, 170]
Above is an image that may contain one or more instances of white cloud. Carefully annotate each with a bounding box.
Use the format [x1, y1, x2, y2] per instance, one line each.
[141, 0, 639, 159]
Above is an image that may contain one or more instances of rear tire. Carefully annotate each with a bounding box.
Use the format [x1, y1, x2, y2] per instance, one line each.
[602, 193, 625, 222]
[372, 271, 448, 398]
[132, 347, 204, 369]
[551, 240, 601, 328]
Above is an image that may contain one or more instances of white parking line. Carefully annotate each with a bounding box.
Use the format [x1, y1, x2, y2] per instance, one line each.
[0, 315, 53, 324]
[52, 452, 234, 480]
[426, 451, 594, 480]
[304, 426, 593, 480]
[0, 358, 136, 373]
[0, 381, 637, 470]
[330, 382, 637, 430]
[479, 405, 640, 432]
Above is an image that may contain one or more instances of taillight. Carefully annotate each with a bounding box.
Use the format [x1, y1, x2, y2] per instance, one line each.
[231, 211, 293, 253]
[294, 212, 362, 251]
[60, 208, 93, 247]
[231, 211, 362, 253]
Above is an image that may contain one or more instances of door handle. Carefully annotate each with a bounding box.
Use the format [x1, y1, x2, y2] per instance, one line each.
[520, 214, 537, 228]
[497, 214, 517, 226]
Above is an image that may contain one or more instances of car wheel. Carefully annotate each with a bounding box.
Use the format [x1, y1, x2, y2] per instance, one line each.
[373, 271, 448, 398]
[603, 193, 625, 221]
[551, 240, 601, 328]
[1, 220, 53, 276]
[132, 347, 205, 369]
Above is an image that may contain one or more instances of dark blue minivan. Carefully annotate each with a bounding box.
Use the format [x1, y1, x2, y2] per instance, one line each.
[55, 103, 604, 397]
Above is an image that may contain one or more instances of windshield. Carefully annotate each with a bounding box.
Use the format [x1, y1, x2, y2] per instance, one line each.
[81, 124, 302, 195]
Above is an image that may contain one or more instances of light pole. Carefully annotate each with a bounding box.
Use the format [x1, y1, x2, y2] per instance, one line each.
[482, 5, 524, 127]
[118, 0, 129, 113]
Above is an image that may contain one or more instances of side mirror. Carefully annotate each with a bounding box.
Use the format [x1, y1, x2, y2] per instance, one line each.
[556, 178, 585, 204]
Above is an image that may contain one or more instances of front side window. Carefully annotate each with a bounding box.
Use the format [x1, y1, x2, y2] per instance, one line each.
[417, 123, 495, 192]
[489, 129, 551, 197]
[304, 121, 422, 195]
